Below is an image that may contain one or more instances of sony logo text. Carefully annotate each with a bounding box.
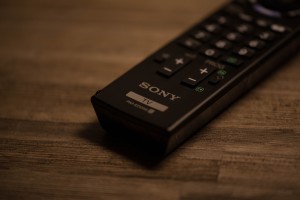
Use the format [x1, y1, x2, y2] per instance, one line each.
[139, 82, 181, 101]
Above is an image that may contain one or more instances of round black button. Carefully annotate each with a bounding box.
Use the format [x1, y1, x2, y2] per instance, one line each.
[250, 0, 300, 18]
[259, 0, 300, 12]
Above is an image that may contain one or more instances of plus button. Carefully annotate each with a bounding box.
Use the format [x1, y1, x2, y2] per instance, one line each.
[200, 68, 208, 74]
[175, 58, 184, 65]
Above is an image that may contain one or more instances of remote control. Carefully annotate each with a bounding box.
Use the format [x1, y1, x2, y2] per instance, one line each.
[91, 0, 300, 155]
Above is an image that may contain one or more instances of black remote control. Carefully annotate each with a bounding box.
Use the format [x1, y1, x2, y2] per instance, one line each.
[91, 0, 300, 155]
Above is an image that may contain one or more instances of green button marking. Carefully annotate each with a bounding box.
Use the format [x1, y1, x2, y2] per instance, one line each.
[195, 86, 205, 93]
[217, 69, 227, 76]
[227, 57, 238, 64]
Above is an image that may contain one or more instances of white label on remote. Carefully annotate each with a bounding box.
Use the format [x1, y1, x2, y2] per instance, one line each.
[126, 91, 168, 112]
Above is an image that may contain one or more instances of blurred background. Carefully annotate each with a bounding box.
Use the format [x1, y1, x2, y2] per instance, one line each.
[0, 0, 227, 124]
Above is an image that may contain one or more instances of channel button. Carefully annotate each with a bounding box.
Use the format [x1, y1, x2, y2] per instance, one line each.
[271, 24, 287, 33]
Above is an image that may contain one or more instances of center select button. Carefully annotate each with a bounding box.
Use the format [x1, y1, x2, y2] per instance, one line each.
[126, 91, 168, 112]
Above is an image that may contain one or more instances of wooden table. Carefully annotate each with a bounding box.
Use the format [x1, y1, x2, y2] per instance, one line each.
[1, 0, 299, 199]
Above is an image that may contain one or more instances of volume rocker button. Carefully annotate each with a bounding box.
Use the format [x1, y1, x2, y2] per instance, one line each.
[182, 62, 216, 87]
[157, 55, 192, 77]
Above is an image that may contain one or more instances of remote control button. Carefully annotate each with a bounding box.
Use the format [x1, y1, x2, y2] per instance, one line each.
[208, 69, 228, 85]
[191, 30, 211, 41]
[217, 69, 227, 76]
[251, 0, 300, 18]
[236, 24, 253, 34]
[225, 32, 243, 42]
[182, 63, 216, 87]
[154, 52, 171, 63]
[271, 24, 287, 33]
[238, 13, 253, 22]
[256, 19, 270, 27]
[222, 56, 243, 67]
[194, 86, 205, 93]
[224, 4, 244, 15]
[208, 76, 221, 85]
[157, 56, 192, 77]
[247, 39, 266, 49]
[234, 47, 255, 58]
[204, 23, 221, 34]
[213, 15, 230, 25]
[286, 11, 300, 18]
[205, 59, 226, 69]
[257, 31, 275, 41]
[214, 40, 232, 50]
[201, 48, 221, 58]
[179, 38, 201, 50]
[255, 0, 300, 12]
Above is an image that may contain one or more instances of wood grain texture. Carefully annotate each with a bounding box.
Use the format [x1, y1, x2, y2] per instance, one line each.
[0, 0, 299, 199]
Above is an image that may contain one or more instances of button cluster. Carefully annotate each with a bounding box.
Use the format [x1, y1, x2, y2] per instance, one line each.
[154, 3, 289, 89]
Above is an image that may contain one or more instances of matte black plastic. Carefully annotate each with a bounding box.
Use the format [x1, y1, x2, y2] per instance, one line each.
[91, 0, 300, 155]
